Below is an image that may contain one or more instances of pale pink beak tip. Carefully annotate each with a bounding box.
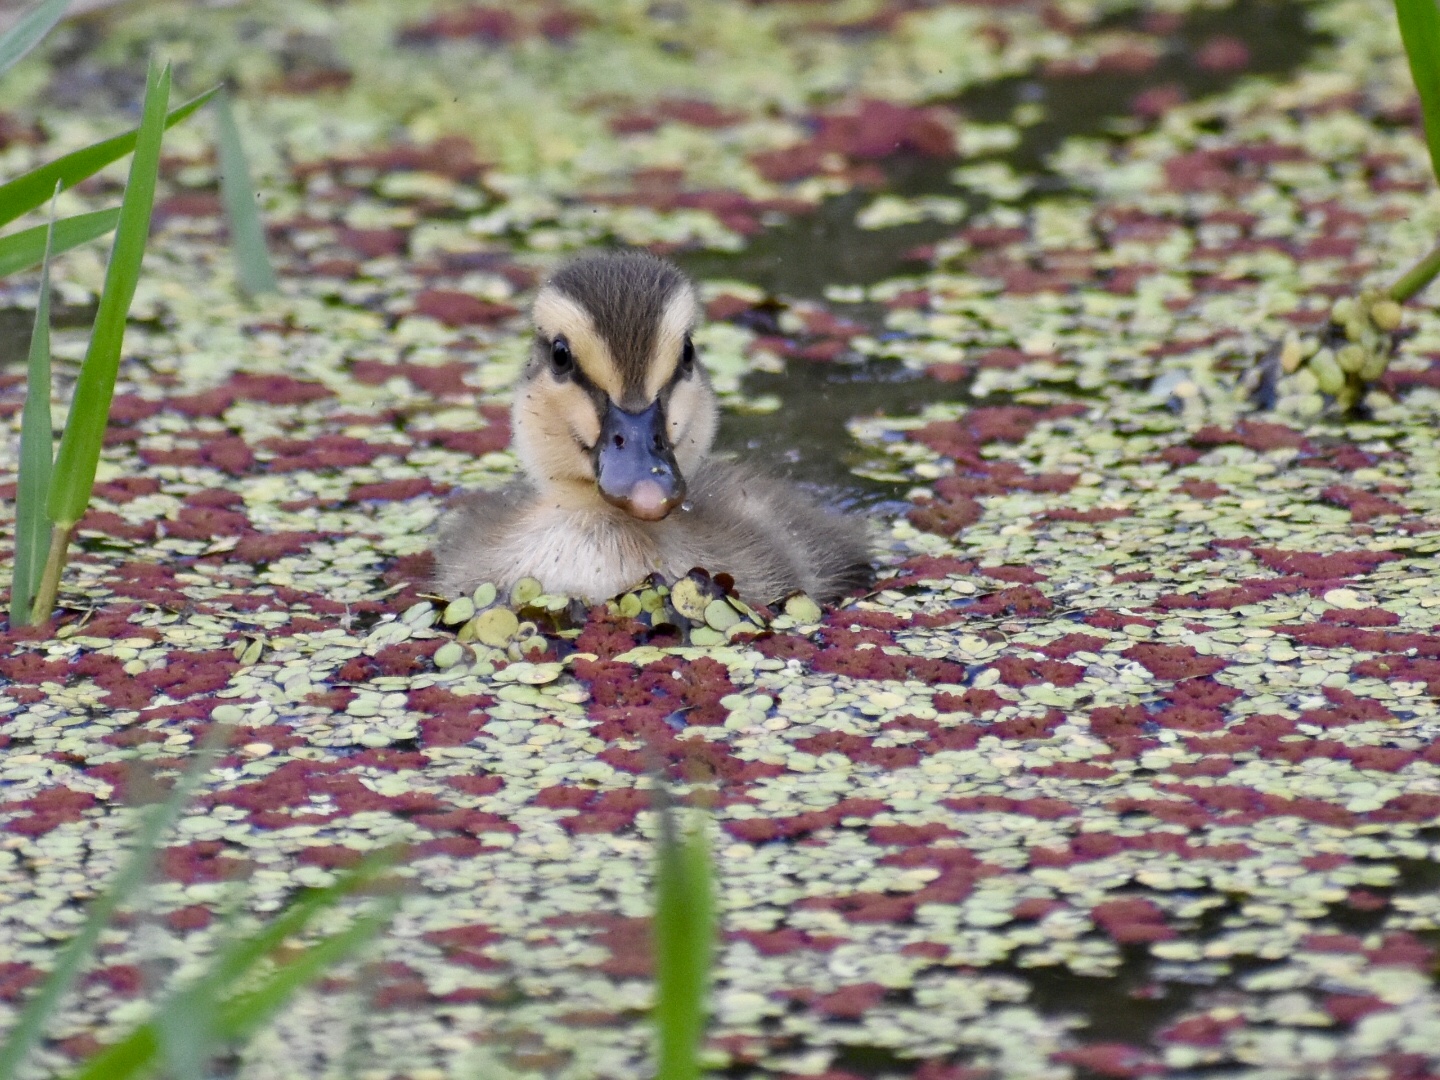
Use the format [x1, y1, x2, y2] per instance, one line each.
[625, 479, 673, 521]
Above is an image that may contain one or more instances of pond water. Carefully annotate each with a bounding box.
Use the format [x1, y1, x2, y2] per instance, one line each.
[687, 3, 1343, 1056]
[695, 0, 1324, 510]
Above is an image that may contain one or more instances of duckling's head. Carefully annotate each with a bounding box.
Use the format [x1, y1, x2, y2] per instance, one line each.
[513, 251, 718, 520]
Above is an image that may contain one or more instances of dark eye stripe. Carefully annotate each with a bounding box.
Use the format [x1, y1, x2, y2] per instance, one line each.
[669, 336, 696, 387]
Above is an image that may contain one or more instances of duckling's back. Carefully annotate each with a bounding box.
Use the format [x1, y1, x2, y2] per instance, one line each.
[664, 461, 872, 604]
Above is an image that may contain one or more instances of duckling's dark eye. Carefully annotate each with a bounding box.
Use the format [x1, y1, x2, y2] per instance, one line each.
[679, 336, 696, 377]
[550, 335, 574, 377]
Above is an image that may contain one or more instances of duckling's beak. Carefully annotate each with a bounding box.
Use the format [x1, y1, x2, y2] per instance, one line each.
[594, 399, 685, 521]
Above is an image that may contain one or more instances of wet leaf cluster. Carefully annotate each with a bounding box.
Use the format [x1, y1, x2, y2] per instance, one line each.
[420, 568, 831, 671]
[1274, 290, 1408, 414]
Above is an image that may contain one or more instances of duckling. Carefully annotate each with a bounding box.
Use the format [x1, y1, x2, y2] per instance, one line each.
[432, 250, 872, 605]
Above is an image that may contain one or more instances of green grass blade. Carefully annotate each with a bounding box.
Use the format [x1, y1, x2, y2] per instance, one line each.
[59, 879, 400, 1080]
[9, 200, 57, 627]
[148, 855, 394, 1080]
[1397, 0, 1440, 185]
[0, 0, 69, 78]
[654, 807, 713, 1080]
[53, 1027, 156, 1080]
[155, 985, 215, 1080]
[188, 848, 398, 995]
[215, 898, 400, 1042]
[0, 724, 228, 1080]
[1389, 238, 1440, 302]
[0, 86, 214, 231]
[55, 849, 397, 1080]
[213, 89, 276, 295]
[0, 208, 120, 280]
[46, 61, 169, 532]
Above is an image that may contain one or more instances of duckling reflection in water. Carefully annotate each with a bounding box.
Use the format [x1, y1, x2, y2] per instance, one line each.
[432, 251, 872, 605]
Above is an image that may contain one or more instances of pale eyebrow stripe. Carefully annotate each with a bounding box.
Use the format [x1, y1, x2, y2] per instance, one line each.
[645, 287, 698, 399]
[533, 287, 624, 400]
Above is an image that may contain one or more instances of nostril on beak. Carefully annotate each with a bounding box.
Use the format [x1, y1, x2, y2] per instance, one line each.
[613, 434, 625, 448]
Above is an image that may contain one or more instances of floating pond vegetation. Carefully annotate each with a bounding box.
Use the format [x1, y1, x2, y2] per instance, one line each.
[1, 0, 1440, 1077]
[427, 568, 778, 668]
